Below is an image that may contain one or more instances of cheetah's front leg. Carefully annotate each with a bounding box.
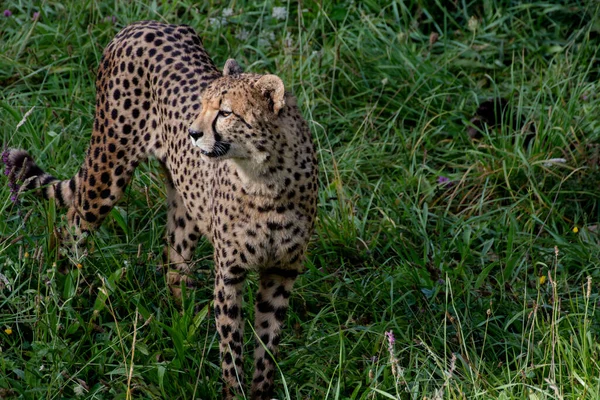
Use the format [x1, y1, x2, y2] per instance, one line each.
[213, 250, 248, 399]
[162, 172, 202, 299]
[251, 265, 301, 400]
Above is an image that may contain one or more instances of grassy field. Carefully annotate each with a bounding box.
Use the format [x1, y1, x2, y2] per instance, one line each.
[1, 0, 599, 398]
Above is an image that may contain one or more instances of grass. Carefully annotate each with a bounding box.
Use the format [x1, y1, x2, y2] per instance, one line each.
[1, 0, 599, 398]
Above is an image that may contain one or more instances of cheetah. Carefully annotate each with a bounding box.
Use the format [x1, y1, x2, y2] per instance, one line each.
[2, 20, 317, 399]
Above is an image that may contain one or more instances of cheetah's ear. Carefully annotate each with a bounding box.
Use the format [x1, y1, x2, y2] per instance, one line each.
[223, 59, 243, 76]
[254, 74, 285, 115]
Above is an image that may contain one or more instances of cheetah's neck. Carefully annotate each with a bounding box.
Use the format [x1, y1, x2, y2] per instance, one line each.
[230, 159, 285, 197]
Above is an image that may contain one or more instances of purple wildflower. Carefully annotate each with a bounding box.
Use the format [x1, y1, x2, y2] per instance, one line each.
[385, 331, 396, 346]
[437, 176, 450, 184]
[8, 180, 20, 202]
[3, 9, 12, 17]
[2, 150, 11, 176]
[385, 330, 395, 346]
[385, 330, 399, 378]
[32, 11, 39, 20]
[104, 15, 117, 24]
[9, 184, 20, 203]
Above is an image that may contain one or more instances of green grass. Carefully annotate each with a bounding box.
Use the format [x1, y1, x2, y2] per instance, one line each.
[1, 0, 599, 398]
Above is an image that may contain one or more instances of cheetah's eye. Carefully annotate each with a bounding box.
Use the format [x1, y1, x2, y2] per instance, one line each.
[219, 110, 232, 118]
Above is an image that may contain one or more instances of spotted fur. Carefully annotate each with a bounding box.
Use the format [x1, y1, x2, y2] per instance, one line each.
[2, 20, 317, 399]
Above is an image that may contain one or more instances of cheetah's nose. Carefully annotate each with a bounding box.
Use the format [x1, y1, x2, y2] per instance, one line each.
[189, 128, 204, 141]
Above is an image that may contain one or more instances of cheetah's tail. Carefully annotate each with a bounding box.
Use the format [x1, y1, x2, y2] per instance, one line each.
[2, 148, 75, 207]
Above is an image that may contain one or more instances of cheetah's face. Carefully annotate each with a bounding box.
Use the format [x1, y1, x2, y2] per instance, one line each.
[188, 71, 286, 166]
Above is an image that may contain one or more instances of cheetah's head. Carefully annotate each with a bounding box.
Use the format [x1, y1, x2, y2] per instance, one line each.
[188, 59, 288, 167]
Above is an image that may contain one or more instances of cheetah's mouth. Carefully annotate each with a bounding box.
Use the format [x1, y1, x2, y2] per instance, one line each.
[199, 142, 231, 158]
